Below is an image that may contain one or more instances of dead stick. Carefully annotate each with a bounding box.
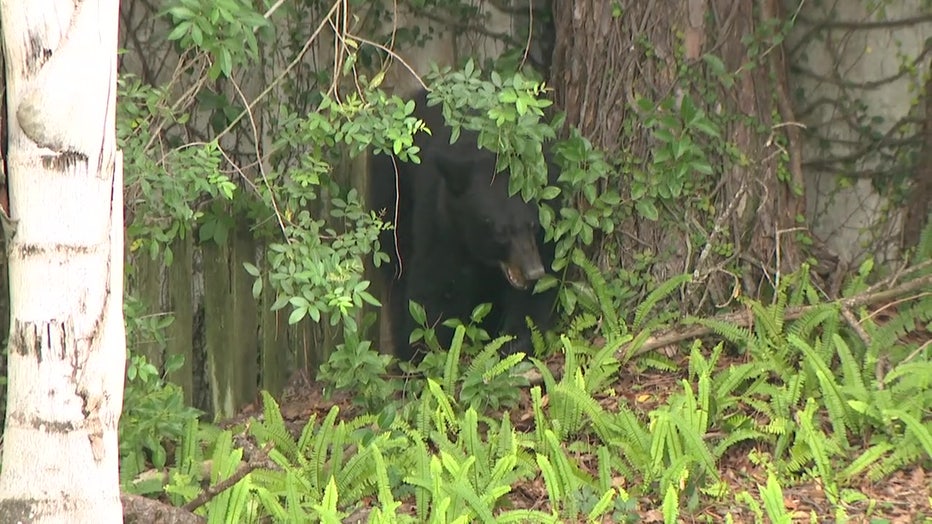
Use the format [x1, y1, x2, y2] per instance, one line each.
[182, 442, 273, 513]
[621, 272, 932, 358]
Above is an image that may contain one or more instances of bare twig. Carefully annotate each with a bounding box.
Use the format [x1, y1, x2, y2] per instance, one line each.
[181, 442, 273, 513]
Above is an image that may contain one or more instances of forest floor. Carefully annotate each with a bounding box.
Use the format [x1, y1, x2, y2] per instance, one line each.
[238, 351, 932, 523]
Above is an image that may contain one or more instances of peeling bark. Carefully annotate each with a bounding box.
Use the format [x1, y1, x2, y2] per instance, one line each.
[0, 1, 124, 522]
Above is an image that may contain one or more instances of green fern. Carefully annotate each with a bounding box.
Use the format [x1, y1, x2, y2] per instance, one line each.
[842, 257, 875, 297]
[204, 430, 246, 523]
[443, 324, 467, 394]
[309, 406, 342, 492]
[582, 335, 627, 395]
[633, 273, 691, 331]
[747, 299, 785, 342]
[838, 442, 894, 482]
[787, 303, 838, 341]
[758, 472, 792, 524]
[696, 317, 752, 346]
[795, 398, 840, 503]
[638, 353, 678, 372]
[786, 262, 820, 307]
[252, 391, 301, 462]
[790, 335, 851, 444]
[572, 249, 624, 337]
[867, 440, 927, 481]
[867, 295, 932, 356]
[661, 483, 680, 524]
[566, 311, 599, 339]
[915, 220, 932, 259]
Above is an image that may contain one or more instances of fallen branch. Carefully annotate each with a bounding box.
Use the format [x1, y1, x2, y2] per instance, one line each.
[620, 271, 932, 359]
[122, 493, 204, 524]
[182, 442, 273, 513]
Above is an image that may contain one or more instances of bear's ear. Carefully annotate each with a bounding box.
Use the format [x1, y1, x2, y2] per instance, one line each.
[436, 157, 474, 196]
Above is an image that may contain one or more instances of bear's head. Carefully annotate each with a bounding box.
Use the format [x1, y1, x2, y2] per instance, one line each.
[436, 153, 547, 290]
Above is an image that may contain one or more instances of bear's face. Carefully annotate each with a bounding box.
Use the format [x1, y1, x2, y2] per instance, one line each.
[437, 155, 546, 290]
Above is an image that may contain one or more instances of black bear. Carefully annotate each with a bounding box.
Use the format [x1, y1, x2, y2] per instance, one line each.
[369, 89, 557, 362]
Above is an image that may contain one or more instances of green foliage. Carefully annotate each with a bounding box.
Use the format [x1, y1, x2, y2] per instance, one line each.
[317, 314, 394, 411]
[632, 93, 720, 220]
[408, 314, 532, 411]
[246, 92, 427, 334]
[118, 76, 237, 265]
[115, 3, 932, 521]
[163, 0, 269, 79]
[119, 262, 930, 520]
[120, 351, 202, 487]
[120, 296, 202, 489]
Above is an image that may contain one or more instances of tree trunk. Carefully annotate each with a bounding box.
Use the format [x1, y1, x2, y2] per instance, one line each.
[0, 1, 124, 522]
[550, 0, 805, 307]
[902, 56, 932, 249]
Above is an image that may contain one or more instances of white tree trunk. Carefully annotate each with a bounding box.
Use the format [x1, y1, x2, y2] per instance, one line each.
[0, 1, 124, 522]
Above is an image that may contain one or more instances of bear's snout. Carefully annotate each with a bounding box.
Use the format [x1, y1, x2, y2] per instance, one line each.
[501, 233, 545, 289]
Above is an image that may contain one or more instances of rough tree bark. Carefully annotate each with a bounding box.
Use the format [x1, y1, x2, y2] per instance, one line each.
[0, 1, 124, 522]
[550, 0, 805, 306]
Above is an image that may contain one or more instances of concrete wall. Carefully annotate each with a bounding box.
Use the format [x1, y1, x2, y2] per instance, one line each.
[788, 0, 930, 264]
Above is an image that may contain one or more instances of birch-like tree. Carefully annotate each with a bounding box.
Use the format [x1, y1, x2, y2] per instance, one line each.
[0, 1, 124, 522]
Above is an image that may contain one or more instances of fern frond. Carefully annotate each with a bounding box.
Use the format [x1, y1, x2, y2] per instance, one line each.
[335, 436, 384, 502]
[661, 483, 681, 523]
[712, 428, 768, 458]
[838, 442, 894, 483]
[573, 249, 622, 336]
[884, 361, 932, 391]
[443, 324, 467, 394]
[369, 445, 397, 514]
[669, 412, 718, 479]
[832, 334, 869, 401]
[582, 335, 626, 394]
[867, 296, 932, 356]
[460, 408, 488, 489]
[567, 312, 598, 338]
[528, 320, 546, 357]
[787, 263, 819, 307]
[714, 362, 768, 400]
[795, 399, 840, 501]
[639, 353, 678, 372]
[790, 335, 850, 443]
[612, 405, 652, 466]
[748, 300, 784, 343]
[389, 421, 431, 519]
[916, 220, 932, 259]
[867, 441, 925, 481]
[697, 317, 753, 346]
[252, 391, 300, 462]
[308, 406, 341, 490]
[633, 273, 691, 331]
[885, 409, 932, 460]
[551, 383, 617, 443]
[482, 352, 525, 383]
[542, 429, 590, 516]
[759, 472, 793, 524]
[787, 303, 838, 341]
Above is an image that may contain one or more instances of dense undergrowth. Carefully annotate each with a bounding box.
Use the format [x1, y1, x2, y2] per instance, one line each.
[111, 1, 932, 521]
[121, 253, 932, 523]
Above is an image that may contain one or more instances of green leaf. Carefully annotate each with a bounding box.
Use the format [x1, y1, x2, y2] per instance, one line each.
[636, 199, 659, 221]
[288, 307, 306, 325]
